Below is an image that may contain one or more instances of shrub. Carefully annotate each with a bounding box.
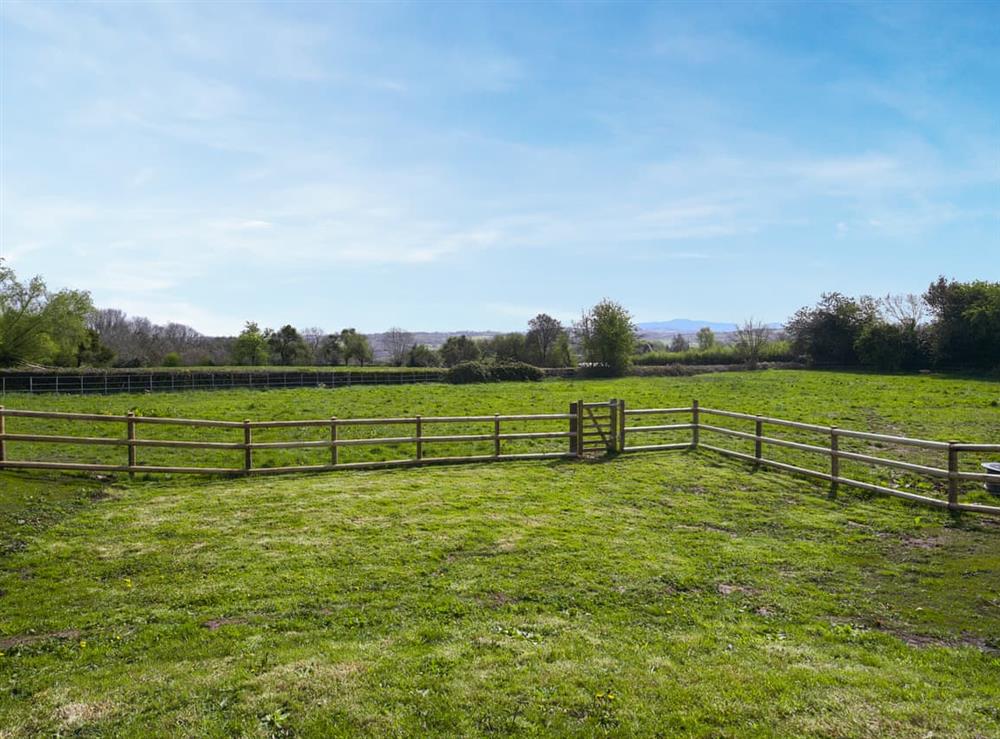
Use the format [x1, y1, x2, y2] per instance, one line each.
[446, 360, 543, 383]
[490, 361, 544, 382]
[854, 322, 929, 371]
[446, 361, 494, 384]
[162, 352, 182, 367]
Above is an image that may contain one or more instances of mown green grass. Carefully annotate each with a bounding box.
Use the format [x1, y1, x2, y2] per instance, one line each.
[1, 371, 999, 736]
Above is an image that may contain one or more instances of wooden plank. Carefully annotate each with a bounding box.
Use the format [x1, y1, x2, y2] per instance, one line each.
[623, 407, 691, 416]
[618, 399, 626, 453]
[952, 443, 1000, 452]
[244, 420, 252, 472]
[0, 408, 129, 423]
[0, 433, 126, 446]
[569, 402, 579, 456]
[132, 416, 244, 429]
[830, 428, 839, 498]
[0, 460, 131, 473]
[132, 439, 243, 450]
[953, 501, 1000, 516]
[948, 442, 959, 509]
[623, 423, 692, 433]
[127, 411, 136, 477]
[622, 443, 690, 452]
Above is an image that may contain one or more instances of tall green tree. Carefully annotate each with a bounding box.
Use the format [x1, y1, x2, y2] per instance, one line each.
[786, 292, 879, 365]
[439, 335, 481, 367]
[341, 329, 373, 366]
[317, 334, 344, 365]
[407, 344, 441, 367]
[481, 333, 527, 362]
[231, 322, 269, 366]
[76, 329, 115, 367]
[268, 325, 309, 365]
[526, 313, 569, 366]
[576, 299, 636, 376]
[924, 278, 1000, 369]
[0, 260, 93, 366]
[696, 327, 716, 350]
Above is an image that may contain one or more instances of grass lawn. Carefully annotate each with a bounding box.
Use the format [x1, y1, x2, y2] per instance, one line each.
[1, 371, 998, 736]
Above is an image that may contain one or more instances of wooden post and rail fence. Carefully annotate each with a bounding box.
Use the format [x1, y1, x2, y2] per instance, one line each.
[0, 401, 997, 516]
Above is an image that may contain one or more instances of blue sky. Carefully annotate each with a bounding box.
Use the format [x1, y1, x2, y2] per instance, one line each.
[1, 1, 997, 335]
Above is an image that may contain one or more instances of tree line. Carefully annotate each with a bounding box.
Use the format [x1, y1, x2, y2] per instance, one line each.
[1, 259, 996, 374]
[785, 279, 1000, 371]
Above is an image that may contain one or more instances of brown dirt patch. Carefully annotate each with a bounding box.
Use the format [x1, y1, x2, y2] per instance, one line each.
[0, 629, 80, 649]
[717, 583, 758, 596]
[481, 591, 518, 608]
[201, 617, 249, 631]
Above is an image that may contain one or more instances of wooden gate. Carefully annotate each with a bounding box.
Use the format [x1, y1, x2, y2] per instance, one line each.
[570, 399, 622, 456]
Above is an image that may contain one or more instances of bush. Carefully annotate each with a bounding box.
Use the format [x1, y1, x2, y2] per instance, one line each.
[854, 322, 929, 371]
[162, 352, 183, 367]
[446, 360, 543, 384]
[446, 361, 494, 384]
[490, 361, 544, 382]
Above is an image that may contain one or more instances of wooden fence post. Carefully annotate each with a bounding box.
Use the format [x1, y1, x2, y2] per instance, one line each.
[609, 399, 618, 453]
[754, 416, 763, 468]
[618, 399, 626, 452]
[0, 406, 5, 464]
[243, 420, 252, 474]
[569, 402, 583, 457]
[126, 411, 136, 477]
[691, 399, 700, 449]
[948, 441, 959, 510]
[494, 414, 501, 457]
[415, 415, 423, 461]
[830, 428, 839, 498]
[576, 399, 585, 457]
[331, 417, 339, 466]
[569, 402, 579, 456]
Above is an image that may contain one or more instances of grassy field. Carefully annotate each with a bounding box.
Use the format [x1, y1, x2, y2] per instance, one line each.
[1, 371, 998, 736]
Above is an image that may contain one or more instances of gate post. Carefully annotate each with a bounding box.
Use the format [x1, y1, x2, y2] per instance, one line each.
[608, 399, 618, 454]
[618, 399, 626, 453]
[569, 402, 579, 456]
[691, 399, 700, 449]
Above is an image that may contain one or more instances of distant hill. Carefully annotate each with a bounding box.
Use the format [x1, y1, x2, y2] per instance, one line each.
[637, 319, 739, 333]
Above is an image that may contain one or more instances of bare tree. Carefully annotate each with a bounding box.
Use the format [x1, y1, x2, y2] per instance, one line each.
[881, 293, 924, 328]
[382, 327, 414, 366]
[735, 318, 771, 368]
[300, 327, 326, 363]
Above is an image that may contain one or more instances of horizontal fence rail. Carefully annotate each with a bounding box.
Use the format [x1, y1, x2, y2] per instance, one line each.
[0, 400, 997, 517]
[695, 407, 1000, 516]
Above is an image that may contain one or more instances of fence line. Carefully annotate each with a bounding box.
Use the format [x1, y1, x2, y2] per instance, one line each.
[0, 367, 581, 396]
[0, 401, 997, 516]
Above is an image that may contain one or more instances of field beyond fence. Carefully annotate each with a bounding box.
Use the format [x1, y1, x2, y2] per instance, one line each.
[1, 399, 997, 516]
